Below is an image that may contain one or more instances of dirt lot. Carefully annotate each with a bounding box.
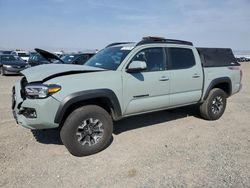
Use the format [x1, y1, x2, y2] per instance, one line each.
[0, 63, 249, 188]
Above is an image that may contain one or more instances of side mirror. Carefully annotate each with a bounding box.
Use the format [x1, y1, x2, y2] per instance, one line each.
[127, 61, 147, 72]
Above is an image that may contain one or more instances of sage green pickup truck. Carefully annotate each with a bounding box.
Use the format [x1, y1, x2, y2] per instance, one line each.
[12, 37, 242, 156]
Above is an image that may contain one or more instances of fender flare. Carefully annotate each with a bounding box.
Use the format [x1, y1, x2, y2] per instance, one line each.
[203, 77, 232, 100]
[54, 89, 122, 124]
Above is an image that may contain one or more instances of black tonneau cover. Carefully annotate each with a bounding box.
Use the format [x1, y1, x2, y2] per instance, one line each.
[197, 48, 240, 67]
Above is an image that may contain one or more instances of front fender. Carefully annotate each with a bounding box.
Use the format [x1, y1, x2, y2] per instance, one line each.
[54, 89, 122, 124]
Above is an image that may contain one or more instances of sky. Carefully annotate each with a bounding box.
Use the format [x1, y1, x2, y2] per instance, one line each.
[0, 0, 250, 51]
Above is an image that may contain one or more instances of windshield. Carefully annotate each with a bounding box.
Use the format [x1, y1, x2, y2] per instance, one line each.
[36, 55, 45, 61]
[1, 55, 22, 61]
[18, 53, 29, 57]
[85, 46, 131, 70]
[30, 54, 47, 61]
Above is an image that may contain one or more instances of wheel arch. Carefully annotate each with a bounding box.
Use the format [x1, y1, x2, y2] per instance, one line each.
[203, 77, 232, 100]
[54, 89, 122, 125]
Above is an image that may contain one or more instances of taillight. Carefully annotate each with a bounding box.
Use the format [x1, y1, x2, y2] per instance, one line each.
[228, 66, 240, 70]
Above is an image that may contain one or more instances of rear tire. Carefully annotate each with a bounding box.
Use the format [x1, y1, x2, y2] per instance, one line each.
[60, 105, 113, 157]
[199, 88, 227, 120]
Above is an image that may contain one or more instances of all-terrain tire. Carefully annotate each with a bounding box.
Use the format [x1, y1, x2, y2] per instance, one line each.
[199, 88, 227, 120]
[60, 105, 113, 157]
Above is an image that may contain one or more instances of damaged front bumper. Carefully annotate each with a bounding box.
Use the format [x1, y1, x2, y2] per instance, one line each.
[12, 79, 60, 129]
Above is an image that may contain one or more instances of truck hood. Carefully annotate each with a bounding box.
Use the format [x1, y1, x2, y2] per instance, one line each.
[21, 64, 106, 82]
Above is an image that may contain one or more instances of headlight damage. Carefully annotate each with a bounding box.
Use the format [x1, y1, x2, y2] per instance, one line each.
[25, 84, 61, 99]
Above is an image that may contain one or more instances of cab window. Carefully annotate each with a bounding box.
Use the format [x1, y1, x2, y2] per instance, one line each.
[131, 48, 166, 72]
[168, 48, 195, 69]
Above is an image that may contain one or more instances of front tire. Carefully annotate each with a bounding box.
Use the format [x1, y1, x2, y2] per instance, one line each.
[199, 88, 227, 120]
[60, 105, 113, 157]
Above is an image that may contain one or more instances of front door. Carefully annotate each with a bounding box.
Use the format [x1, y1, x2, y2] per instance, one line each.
[122, 47, 170, 115]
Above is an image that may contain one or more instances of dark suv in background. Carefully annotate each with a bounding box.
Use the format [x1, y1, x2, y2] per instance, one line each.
[28, 53, 51, 67]
[57, 53, 95, 65]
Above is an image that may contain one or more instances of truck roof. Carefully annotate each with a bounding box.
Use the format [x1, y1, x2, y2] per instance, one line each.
[106, 37, 193, 48]
[136, 36, 193, 46]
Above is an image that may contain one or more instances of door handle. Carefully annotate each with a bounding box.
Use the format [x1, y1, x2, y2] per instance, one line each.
[159, 76, 169, 81]
[192, 74, 200, 78]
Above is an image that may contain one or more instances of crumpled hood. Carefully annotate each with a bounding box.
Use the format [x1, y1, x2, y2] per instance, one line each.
[21, 64, 105, 82]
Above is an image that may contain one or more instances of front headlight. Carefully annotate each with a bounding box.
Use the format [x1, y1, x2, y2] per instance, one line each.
[4, 65, 12, 68]
[25, 84, 61, 99]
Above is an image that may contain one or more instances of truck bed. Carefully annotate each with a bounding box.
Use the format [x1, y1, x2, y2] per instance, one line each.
[198, 48, 242, 101]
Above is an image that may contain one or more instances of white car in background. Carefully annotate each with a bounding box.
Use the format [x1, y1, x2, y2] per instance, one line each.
[53, 51, 64, 58]
[11, 51, 30, 62]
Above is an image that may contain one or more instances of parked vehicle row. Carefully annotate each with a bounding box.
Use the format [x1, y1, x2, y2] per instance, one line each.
[236, 57, 250, 62]
[35, 48, 95, 65]
[0, 49, 96, 76]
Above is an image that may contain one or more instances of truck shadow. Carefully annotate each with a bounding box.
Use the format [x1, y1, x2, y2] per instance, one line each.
[31, 105, 199, 145]
[113, 105, 199, 135]
[31, 129, 63, 145]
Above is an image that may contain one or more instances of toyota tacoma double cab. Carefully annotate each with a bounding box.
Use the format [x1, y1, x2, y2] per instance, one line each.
[12, 37, 242, 156]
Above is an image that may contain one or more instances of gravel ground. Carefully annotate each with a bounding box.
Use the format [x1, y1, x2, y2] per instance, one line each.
[0, 63, 250, 188]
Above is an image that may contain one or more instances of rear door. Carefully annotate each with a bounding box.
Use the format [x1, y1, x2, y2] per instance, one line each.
[167, 47, 203, 106]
